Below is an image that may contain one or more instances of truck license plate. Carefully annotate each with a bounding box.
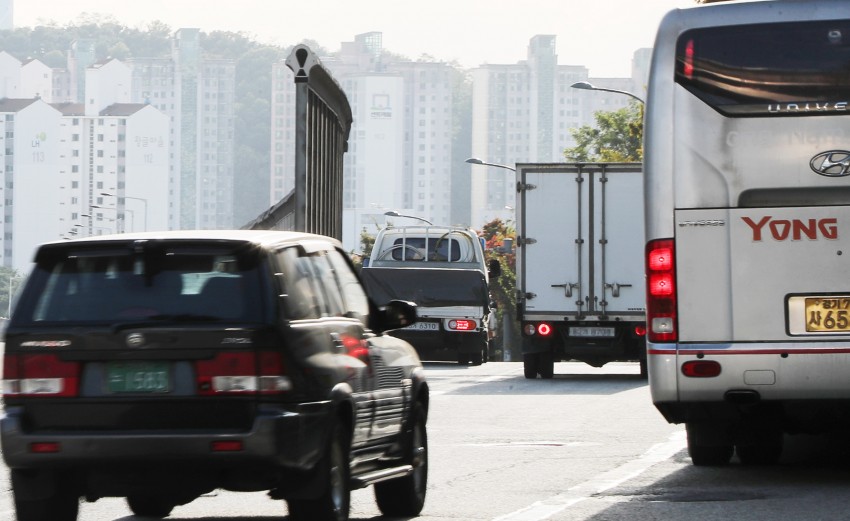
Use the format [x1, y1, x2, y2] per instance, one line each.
[804, 297, 850, 332]
[404, 321, 439, 331]
[569, 327, 615, 338]
[107, 361, 170, 393]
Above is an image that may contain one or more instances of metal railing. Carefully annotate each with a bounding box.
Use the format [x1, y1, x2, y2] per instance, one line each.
[243, 45, 352, 239]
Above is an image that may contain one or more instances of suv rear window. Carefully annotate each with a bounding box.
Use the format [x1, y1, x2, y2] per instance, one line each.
[15, 246, 263, 324]
[676, 20, 850, 116]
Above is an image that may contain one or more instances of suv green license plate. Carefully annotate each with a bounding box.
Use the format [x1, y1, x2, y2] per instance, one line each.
[107, 361, 171, 393]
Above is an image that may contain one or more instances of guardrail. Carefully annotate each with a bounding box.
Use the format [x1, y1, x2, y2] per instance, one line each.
[243, 45, 352, 239]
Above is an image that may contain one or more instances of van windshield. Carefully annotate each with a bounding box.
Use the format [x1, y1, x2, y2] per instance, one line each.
[14, 247, 264, 325]
[676, 20, 850, 116]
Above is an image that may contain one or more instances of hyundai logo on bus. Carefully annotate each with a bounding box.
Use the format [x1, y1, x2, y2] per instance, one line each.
[810, 150, 850, 177]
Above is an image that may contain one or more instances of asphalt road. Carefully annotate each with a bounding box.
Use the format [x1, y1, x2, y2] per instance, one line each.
[3, 361, 850, 520]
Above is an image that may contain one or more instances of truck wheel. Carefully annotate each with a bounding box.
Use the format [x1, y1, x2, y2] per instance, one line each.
[686, 423, 733, 466]
[538, 350, 555, 379]
[470, 351, 483, 366]
[288, 422, 351, 521]
[375, 402, 428, 516]
[523, 353, 538, 379]
[12, 469, 79, 521]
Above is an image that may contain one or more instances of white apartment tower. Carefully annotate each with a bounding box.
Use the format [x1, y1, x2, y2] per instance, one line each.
[0, 98, 62, 271]
[56, 58, 169, 241]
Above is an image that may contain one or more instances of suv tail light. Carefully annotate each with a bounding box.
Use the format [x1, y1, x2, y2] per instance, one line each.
[3, 354, 80, 397]
[196, 351, 292, 395]
[646, 238, 678, 343]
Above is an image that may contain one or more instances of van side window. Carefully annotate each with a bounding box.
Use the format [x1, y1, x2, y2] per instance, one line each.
[275, 248, 325, 320]
[326, 248, 370, 322]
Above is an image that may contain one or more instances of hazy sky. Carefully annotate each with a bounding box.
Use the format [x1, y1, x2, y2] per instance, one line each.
[15, 0, 699, 77]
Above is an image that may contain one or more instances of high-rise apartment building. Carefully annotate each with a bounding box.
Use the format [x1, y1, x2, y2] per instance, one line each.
[0, 98, 62, 271]
[470, 36, 650, 227]
[0, 55, 169, 271]
[126, 29, 236, 230]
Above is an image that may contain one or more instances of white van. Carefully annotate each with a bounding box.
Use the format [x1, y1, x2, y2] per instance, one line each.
[644, 0, 850, 465]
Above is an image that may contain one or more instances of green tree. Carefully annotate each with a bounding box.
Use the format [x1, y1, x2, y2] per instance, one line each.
[564, 101, 643, 162]
[479, 218, 519, 360]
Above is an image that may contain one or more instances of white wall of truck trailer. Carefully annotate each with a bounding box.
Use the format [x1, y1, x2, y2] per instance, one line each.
[515, 162, 647, 379]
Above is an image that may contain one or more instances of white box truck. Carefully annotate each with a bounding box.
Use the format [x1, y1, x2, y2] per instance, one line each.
[361, 225, 500, 365]
[516, 162, 647, 379]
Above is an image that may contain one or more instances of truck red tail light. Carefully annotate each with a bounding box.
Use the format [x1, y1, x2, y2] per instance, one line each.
[196, 351, 292, 395]
[2, 354, 80, 397]
[523, 322, 553, 336]
[448, 319, 476, 331]
[646, 239, 678, 343]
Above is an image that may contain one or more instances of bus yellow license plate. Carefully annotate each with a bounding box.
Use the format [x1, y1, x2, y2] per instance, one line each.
[805, 297, 850, 332]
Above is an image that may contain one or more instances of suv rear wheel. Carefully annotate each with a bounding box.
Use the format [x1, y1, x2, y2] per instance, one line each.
[12, 469, 79, 521]
[374, 402, 428, 516]
[288, 422, 351, 521]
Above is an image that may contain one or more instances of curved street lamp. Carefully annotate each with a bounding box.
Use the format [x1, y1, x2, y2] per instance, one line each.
[570, 81, 645, 105]
[384, 210, 433, 226]
[465, 157, 516, 172]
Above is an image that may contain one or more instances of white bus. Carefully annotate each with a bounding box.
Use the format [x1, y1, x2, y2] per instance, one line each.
[644, 0, 850, 466]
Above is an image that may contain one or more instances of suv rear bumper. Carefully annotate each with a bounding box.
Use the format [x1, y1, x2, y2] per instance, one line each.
[1, 402, 331, 470]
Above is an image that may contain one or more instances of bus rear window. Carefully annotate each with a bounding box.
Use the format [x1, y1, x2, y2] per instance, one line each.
[676, 20, 850, 117]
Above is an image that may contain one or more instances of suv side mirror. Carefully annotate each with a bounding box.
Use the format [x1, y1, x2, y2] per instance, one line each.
[373, 299, 418, 333]
[488, 259, 502, 279]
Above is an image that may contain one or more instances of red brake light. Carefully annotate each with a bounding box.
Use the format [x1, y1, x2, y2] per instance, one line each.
[682, 360, 721, 378]
[448, 319, 475, 331]
[537, 323, 553, 336]
[3, 354, 80, 397]
[196, 351, 291, 395]
[646, 239, 678, 343]
[683, 39, 695, 79]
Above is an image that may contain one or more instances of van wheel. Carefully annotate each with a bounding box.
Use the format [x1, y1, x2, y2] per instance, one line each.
[375, 403, 428, 516]
[127, 495, 175, 518]
[686, 423, 733, 466]
[12, 469, 79, 521]
[288, 422, 351, 521]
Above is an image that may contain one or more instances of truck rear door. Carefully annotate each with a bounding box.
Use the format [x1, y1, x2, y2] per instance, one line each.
[517, 163, 644, 319]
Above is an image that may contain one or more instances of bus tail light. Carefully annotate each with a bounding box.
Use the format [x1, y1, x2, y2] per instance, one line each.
[682, 360, 721, 378]
[646, 238, 678, 343]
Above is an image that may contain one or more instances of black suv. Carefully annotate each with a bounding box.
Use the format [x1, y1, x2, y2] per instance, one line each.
[1, 230, 428, 521]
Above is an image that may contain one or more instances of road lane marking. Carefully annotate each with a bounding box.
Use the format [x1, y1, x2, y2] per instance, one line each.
[492, 430, 687, 521]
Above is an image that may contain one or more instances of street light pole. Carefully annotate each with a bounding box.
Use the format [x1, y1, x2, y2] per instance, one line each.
[465, 157, 516, 172]
[569, 81, 645, 105]
[101, 192, 148, 231]
[383, 211, 433, 226]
